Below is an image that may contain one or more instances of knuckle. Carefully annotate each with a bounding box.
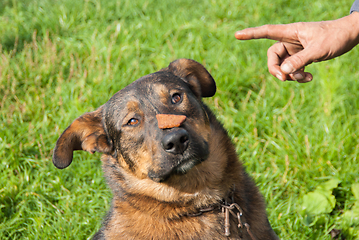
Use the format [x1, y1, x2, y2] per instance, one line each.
[261, 24, 272, 38]
[288, 54, 306, 69]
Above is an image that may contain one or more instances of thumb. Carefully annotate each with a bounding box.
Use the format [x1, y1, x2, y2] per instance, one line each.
[280, 47, 318, 74]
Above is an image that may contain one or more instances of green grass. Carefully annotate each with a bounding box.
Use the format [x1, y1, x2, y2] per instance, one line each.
[1, 0, 358, 239]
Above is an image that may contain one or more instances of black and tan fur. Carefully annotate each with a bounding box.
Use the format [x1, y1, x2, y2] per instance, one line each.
[53, 59, 279, 239]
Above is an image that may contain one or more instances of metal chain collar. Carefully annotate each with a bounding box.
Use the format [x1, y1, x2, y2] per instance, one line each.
[183, 185, 256, 240]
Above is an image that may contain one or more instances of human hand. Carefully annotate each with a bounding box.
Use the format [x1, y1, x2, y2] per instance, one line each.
[235, 12, 359, 83]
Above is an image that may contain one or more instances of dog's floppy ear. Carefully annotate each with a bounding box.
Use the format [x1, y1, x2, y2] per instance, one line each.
[52, 106, 112, 169]
[167, 58, 216, 98]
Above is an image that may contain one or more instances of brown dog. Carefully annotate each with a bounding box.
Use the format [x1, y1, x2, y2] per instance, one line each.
[53, 59, 279, 240]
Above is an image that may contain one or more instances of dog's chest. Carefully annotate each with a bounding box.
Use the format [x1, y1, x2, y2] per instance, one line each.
[104, 206, 243, 240]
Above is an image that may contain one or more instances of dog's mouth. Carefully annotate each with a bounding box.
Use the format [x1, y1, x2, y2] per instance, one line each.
[148, 156, 206, 183]
[173, 156, 204, 175]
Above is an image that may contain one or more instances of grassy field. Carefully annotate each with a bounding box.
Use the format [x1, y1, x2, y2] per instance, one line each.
[1, 0, 359, 239]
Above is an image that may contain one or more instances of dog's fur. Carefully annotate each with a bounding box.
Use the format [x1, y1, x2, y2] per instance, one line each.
[53, 59, 279, 239]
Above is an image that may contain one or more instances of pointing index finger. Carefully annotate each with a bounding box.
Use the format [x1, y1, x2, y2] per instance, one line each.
[235, 24, 297, 42]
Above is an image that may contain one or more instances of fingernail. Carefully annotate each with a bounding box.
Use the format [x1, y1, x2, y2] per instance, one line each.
[293, 72, 304, 80]
[234, 31, 243, 39]
[276, 73, 285, 81]
[281, 63, 295, 74]
[305, 75, 313, 82]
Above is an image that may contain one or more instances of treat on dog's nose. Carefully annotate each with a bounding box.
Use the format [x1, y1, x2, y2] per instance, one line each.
[156, 114, 186, 129]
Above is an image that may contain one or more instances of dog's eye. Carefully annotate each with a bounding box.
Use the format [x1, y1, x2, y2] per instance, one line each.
[171, 93, 182, 104]
[127, 118, 139, 126]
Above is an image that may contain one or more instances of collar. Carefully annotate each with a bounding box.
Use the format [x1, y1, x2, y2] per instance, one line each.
[182, 186, 257, 240]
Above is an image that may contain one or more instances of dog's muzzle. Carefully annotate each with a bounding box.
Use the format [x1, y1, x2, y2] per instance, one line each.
[147, 114, 206, 182]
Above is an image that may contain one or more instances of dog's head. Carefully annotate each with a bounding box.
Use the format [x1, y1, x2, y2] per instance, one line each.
[53, 59, 216, 182]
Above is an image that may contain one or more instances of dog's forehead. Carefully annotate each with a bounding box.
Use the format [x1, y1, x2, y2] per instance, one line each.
[110, 71, 187, 102]
[104, 71, 189, 117]
[131, 71, 186, 92]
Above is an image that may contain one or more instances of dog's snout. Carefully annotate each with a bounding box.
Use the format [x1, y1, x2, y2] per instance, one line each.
[161, 129, 189, 154]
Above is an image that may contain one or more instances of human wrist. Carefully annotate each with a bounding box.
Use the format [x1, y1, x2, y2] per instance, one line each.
[348, 12, 359, 43]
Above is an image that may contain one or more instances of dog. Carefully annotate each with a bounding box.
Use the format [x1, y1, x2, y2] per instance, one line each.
[53, 59, 279, 239]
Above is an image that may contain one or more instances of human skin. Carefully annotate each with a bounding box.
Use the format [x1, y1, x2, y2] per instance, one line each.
[235, 11, 359, 83]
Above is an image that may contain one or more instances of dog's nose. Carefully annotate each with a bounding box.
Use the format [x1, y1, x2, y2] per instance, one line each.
[161, 129, 189, 154]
